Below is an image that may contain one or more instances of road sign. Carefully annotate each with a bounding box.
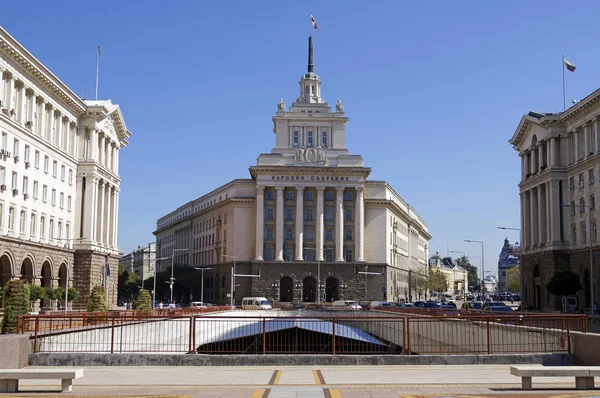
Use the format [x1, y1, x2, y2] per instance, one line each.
[382, 287, 386, 292]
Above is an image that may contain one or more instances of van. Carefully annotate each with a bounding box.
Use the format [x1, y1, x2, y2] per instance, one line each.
[241, 297, 272, 310]
[189, 302, 207, 308]
[332, 300, 362, 310]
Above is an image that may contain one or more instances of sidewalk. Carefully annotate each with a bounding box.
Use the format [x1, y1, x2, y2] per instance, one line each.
[2, 365, 597, 397]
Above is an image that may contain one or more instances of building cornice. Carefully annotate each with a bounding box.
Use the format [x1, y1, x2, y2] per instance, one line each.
[249, 165, 372, 179]
[0, 27, 86, 115]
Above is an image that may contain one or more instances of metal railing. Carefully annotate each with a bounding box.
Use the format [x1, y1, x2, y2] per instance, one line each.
[17, 311, 585, 355]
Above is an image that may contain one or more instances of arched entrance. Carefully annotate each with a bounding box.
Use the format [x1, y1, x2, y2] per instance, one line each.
[325, 276, 339, 303]
[41, 261, 52, 308]
[279, 276, 293, 302]
[0, 254, 13, 307]
[20, 257, 34, 284]
[533, 264, 541, 310]
[582, 268, 591, 310]
[58, 263, 67, 289]
[303, 276, 316, 302]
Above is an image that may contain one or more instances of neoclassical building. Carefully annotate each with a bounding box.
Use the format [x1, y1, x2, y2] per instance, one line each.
[510, 89, 600, 312]
[154, 36, 430, 305]
[0, 27, 130, 309]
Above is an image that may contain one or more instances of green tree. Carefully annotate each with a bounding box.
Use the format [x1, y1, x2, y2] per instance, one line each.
[134, 289, 152, 311]
[547, 270, 582, 297]
[1, 280, 31, 333]
[456, 256, 479, 291]
[428, 270, 448, 293]
[118, 270, 140, 303]
[507, 265, 520, 293]
[28, 285, 45, 311]
[68, 288, 79, 302]
[87, 286, 108, 312]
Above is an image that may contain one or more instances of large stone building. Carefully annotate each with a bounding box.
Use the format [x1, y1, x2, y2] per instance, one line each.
[497, 238, 520, 293]
[428, 253, 468, 296]
[510, 89, 600, 312]
[0, 27, 130, 309]
[154, 37, 431, 305]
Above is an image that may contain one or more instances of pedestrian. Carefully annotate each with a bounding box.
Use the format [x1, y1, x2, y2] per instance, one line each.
[169, 300, 176, 314]
[158, 301, 164, 309]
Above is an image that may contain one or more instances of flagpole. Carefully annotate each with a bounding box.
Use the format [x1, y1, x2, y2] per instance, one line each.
[562, 54, 566, 112]
[95, 48, 100, 100]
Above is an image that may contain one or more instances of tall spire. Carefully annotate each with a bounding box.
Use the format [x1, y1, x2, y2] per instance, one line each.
[308, 35, 314, 73]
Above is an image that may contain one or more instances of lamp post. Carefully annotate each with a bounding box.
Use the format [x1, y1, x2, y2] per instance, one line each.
[170, 249, 189, 303]
[223, 255, 236, 306]
[303, 248, 323, 304]
[193, 267, 212, 303]
[560, 204, 595, 319]
[52, 237, 86, 314]
[153, 256, 170, 309]
[464, 240, 485, 293]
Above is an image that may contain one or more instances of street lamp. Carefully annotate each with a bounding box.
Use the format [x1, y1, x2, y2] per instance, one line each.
[153, 256, 170, 309]
[170, 249, 189, 303]
[193, 267, 212, 304]
[560, 204, 595, 319]
[51, 237, 87, 314]
[223, 255, 236, 306]
[303, 248, 324, 304]
[464, 240, 485, 293]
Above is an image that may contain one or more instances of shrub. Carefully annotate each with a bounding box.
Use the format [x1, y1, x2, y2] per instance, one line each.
[134, 289, 152, 311]
[1, 280, 31, 334]
[28, 285, 45, 311]
[68, 288, 79, 302]
[86, 286, 108, 313]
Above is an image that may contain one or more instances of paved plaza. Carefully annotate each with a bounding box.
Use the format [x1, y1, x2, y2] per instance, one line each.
[1, 365, 598, 397]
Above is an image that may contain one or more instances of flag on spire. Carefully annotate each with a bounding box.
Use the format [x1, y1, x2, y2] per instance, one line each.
[97, 46, 101, 57]
[563, 57, 576, 72]
[310, 14, 318, 29]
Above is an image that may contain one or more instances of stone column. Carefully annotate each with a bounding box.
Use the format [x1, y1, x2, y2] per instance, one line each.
[295, 186, 304, 261]
[255, 185, 265, 261]
[46, 105, 54, 143]
[521, 154, 526, 179]
[595, 118, 600, 157]
[532, 188, 539, 246]
[574, 129, 581, 161]
[98, 135, 105, 166]
[83, 176, 98, 242]
[546, 182, 552, 245]
[114, 148, 119, 174]
[316, 187, 325, 261]
[106, 141, 112, 170]
[105, 185, 113, 246]
[275, 186, 284, 261]
[4, 73, 13, 111]
[335, 187, 344, 262]
[520, 192, 526, 248]
[355, 187, 365, 262]
[96, 180, 105, 244]
[538, 184, 545, 245]
[585, 123, 592, 157]
[112, 189, 119, 247]
[17, 83, 25, 123]
[550, 137, 557, 168]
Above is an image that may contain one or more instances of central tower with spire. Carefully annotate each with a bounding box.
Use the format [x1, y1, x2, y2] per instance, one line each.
[297, 35, 324, 104]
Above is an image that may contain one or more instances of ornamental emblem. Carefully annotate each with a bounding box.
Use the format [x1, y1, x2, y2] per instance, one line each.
[296, 148, 327, 165]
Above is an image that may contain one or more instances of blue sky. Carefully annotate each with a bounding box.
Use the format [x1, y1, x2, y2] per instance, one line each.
[2, 0, 599, 276]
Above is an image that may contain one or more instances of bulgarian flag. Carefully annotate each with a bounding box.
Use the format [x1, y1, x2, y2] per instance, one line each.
[310, 14, 318, 29]
[564, 57, 576, 72]
[97, 46, 101, 57]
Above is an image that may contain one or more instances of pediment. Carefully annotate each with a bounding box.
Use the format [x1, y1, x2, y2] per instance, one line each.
[509, 114, 552, 152]
[87, 100, 131, 147]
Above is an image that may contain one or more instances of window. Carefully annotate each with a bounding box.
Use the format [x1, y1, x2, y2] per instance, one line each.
[264, 249, 274, 261]
[305, 209, 313, 221]
[24, 145, 30, 163]
[322, 131, 328, 147]
[39, 216, 45, 238]
[11, 172, 17, 189]
[304, 249, 314, 261]
[286, 191, 293, 200]
[65, 223, 70, 241]
[569, 176, 575, 191]
[578, 172, 584, 188]
[34, 150, 40, 168]
[284, 249, 294, 261]
[581, 221, 587, 244]
[30, 213, 36, 236]
[33, 181, 38, 199]
[61, 165, 65, 181]
[325, 208, 334, 221]
[266, 228, 274, 240]
[59, 192, 64, 209]
[68, 169, 73, 185]
[345, 191, 353, 201]
[22, 176, 28, 194]
[580, 197, 585, 212]
[307, 131, 313, 147]
[0, 203, 3, 230]
[592, 195, 596, 210]
[57, 222, 62, 239]
[345, 229, 353, 240]
[570, 200, 576, 215]
[305, 229, 313, 240]
[345, 249, 353, 262]
[8, 207, 14, 231]
[44, 156, 49, 173]
[19, 210, 25, 234]
[42, 185, 48, 202]
[326, 229, 333, 240]
[590, 169, 595, 185]
[52, 160, 57, 177]
[13, 139, 19, 158]
[266, 191, 274, 200]
[286, 208, 293, 220]
[1, 132, 6, 150]
[67, 195, 72, 211]
[0, 166, 5, 185]
[51, 189, 56, 206]
[266, 209, 274, 220]
[306, 191, 313, 200]
[594, 221, 598, 243]
[345, 209, 353, 221]
[325, 249, 334, 262]
[285, 228, 293, 240]
[325, 191, 334, 201]
[293, 131, 299, 147]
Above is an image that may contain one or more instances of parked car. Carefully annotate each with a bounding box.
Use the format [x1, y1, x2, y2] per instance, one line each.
[461, 301, 483, 310]
[332, 300, 362, 310]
